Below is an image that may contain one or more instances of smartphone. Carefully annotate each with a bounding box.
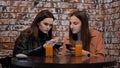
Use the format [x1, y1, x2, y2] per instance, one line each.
[53, 42, 63, 49]
[66, 44, 73, 50]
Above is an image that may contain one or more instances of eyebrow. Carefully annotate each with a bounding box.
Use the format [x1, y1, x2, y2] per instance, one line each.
[44, 22, 53, 26]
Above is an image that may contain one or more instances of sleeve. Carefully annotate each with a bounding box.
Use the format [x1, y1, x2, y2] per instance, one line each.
[13, 33, 45, 56]
[96, 32, 105, 56]
[13, 34, 31, 56]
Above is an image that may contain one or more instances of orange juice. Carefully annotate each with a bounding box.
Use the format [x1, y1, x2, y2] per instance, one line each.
[45, 45, 53, 57]
[75, 44, 82, 56]
[75, 57, 82, 63]
[45, 57, 53, 63]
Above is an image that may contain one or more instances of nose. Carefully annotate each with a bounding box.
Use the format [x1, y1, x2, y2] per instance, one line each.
[46, 25, 51, 30]
[70, 24, 73, 29]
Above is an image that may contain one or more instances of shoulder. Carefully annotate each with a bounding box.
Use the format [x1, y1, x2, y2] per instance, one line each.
[20, 27, 33, 36]
[89, 29, 102, 37]
[16, 27, 33, 40]
[16, 27, 34, 42]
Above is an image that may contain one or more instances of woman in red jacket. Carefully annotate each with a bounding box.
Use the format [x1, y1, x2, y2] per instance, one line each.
[62, 10, 105, 57]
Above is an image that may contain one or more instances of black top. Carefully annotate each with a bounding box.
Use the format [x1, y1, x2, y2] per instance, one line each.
[13, 28, 49, 56]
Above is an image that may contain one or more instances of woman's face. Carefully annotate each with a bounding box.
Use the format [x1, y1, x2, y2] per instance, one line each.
[70, 16, 82, 34]
[38, 18, 54, 34]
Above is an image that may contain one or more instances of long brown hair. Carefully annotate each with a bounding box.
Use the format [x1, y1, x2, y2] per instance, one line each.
[21, 10, 55, 47]
[31, 10, 55, 41]
[69, 10, 91, 51]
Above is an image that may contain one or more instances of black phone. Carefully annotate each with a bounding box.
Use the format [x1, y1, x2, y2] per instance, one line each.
[53, 42, 63, 49]
[66, 44, 73, 50]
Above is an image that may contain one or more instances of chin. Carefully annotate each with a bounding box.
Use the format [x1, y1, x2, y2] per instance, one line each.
[72, 32, 77, 34]
[43, 31, 48, 34]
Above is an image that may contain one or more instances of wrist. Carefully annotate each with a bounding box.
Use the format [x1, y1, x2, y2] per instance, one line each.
[86, 51, 90, 57]
[87, 53, 90, 57]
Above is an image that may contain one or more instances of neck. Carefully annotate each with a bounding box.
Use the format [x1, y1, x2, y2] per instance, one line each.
[77, 31, 81, 41]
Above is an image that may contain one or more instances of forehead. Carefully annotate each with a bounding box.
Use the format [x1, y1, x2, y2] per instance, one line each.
[42, 18, 53, 23]
[70, 16, 80, 22]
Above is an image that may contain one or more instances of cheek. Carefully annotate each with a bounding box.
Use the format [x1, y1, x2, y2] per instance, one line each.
[38, 24, 45, 31]
[75, 25, 81, 32]
[76, 28, 81, 32]
[38, 23, 42, 28]
[40, 24, 46, 29]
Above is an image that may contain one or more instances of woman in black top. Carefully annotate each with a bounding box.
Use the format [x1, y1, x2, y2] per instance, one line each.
[13, 10, 56, 56]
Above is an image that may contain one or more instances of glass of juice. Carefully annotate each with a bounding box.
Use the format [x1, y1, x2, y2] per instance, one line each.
[75, 57, 82, 63]
[45, 45, 53, 57]
[75, 41, 82, 56]
[45, 57, 53, 63]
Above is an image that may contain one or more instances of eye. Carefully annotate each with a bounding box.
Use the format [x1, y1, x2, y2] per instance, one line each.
[49, 24, 53, 27]
[44, 23, 53, 27]
[73, 22, 78, 25]
[44, 23, 49, 26]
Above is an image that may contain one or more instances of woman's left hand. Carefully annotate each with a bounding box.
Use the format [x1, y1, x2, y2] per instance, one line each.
[82, 50, 97, 57]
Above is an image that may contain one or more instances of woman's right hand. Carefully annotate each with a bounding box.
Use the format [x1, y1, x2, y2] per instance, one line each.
[63, 36, 70, 45]
[43, 37, 59, 47]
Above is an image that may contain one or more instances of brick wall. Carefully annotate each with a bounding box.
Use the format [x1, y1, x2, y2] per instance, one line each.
[0, 0, 120, 62]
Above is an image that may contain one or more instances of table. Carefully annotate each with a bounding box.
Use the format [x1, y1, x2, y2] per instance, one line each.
[11, 55, 117, 68]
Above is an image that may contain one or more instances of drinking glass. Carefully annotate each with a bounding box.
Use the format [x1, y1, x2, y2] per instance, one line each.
[45, 45, 53, 57]
[75, 41, 82, 57]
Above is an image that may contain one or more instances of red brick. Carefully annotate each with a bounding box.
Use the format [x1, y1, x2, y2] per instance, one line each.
[11, 1, 32, 7]
[2, 43, 14, 49]
[0, 19, 9, 24]
[0, 0, 119, 57]
[0, 37, 10, 42]
[10, 7, 21, 12]
[0, 1, 10, 6]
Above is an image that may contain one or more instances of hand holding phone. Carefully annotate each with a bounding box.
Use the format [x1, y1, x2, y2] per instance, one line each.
[53, 42, 63, 49]
[66, 44, 74, 51]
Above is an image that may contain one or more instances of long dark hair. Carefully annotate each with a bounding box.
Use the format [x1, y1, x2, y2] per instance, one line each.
[20, 10, 55, 48]
[69, 10, 91, 51]
[30, 10, 55, 41]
